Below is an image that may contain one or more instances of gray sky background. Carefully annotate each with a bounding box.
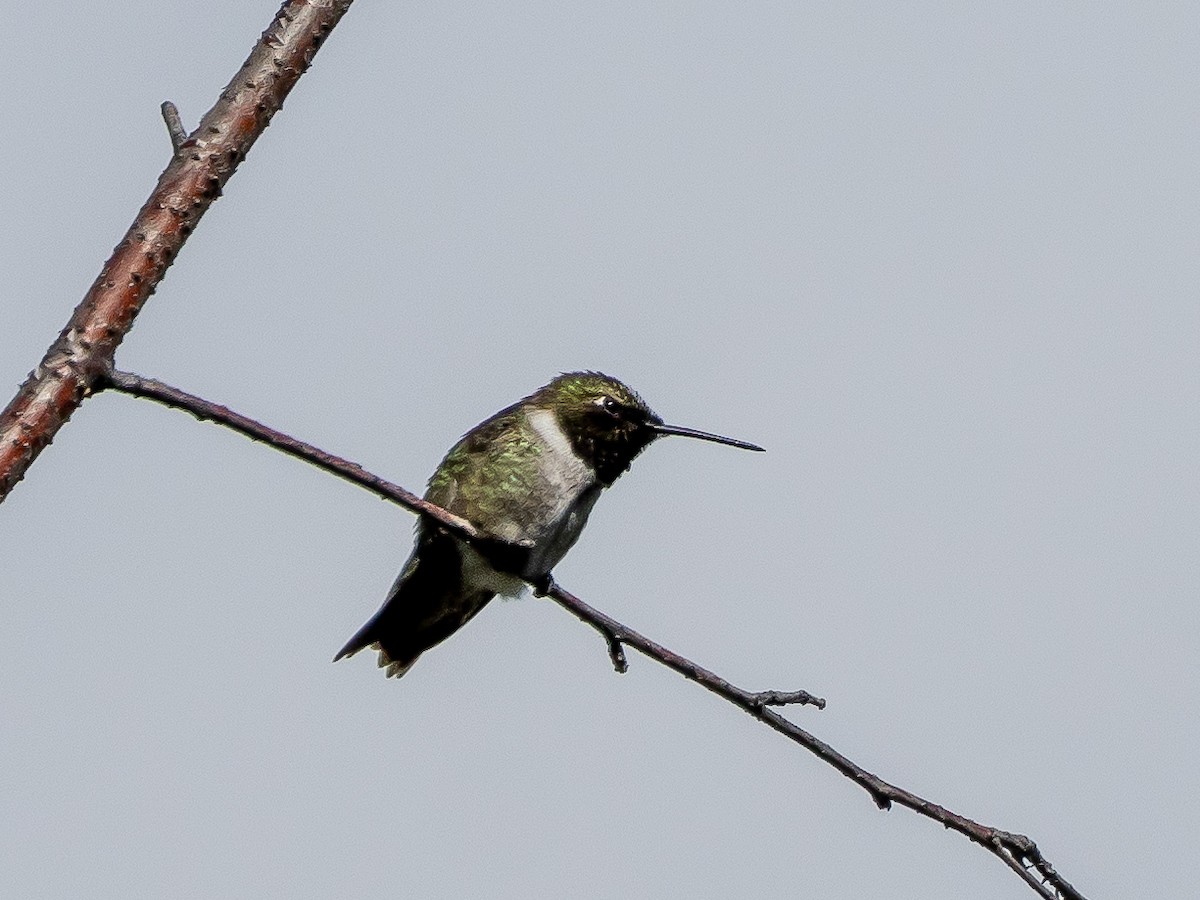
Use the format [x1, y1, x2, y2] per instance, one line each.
[3, 3, 1197, 898]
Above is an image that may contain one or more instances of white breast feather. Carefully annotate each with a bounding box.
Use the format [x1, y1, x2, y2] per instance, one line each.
[526, 407, 599, 571]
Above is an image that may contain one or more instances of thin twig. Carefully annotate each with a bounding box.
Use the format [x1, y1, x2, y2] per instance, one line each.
[99, 369, 516, 559]
[160, 100, 188, 151]
[98, 369, 1087, 900]
[0, 0, 357, 502]
[545, 583, 1083, 900]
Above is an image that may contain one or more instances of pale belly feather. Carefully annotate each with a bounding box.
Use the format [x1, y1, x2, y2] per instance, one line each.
[463, 407, 602, 593]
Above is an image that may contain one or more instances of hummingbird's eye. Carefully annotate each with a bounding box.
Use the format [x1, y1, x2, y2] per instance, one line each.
[597, 395, 621, 417]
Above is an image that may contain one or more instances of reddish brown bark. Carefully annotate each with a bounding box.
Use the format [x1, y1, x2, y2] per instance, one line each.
[0, 0, 355, 501]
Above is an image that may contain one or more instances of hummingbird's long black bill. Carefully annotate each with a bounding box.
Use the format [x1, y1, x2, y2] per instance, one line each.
[651, 423, 764, 452]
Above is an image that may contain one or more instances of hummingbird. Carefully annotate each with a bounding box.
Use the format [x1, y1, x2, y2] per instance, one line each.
[334, 371, 763, 678]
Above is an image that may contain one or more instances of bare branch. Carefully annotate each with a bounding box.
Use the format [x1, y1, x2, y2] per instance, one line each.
[98, 370, 1088, 900]
[99, 370, 516, 559]
[160, 100, 187, 152]
[0, 0, 357, 502]
[547, 584, 1085, 900]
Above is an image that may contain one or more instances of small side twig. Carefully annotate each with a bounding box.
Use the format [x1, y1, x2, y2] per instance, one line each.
[97, 369, 1088, 900]
[532, 575, 629, 674]
[604, 632, 629, 673]
[161, 100, 188, 151]
[543, 582, 824, 710]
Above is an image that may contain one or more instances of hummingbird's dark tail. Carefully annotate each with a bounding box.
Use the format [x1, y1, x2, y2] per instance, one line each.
[333, 602, 412, 674]
[334, 531, 496, 678]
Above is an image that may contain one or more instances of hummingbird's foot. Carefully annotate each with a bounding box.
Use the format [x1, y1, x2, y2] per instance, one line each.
[530, 573, 559, 597]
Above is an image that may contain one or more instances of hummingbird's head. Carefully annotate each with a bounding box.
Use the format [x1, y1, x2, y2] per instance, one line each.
[533, 372, 763, 486]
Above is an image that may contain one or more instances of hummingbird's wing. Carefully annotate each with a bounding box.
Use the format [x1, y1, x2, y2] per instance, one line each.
[425, 406, 535, 526]
[333, 528, 495, 677]
[334, 405, 532, 677]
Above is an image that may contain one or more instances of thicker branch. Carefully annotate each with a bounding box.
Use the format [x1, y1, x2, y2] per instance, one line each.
[98, 370, 1087, 900]
[0, 0, 356, 502]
